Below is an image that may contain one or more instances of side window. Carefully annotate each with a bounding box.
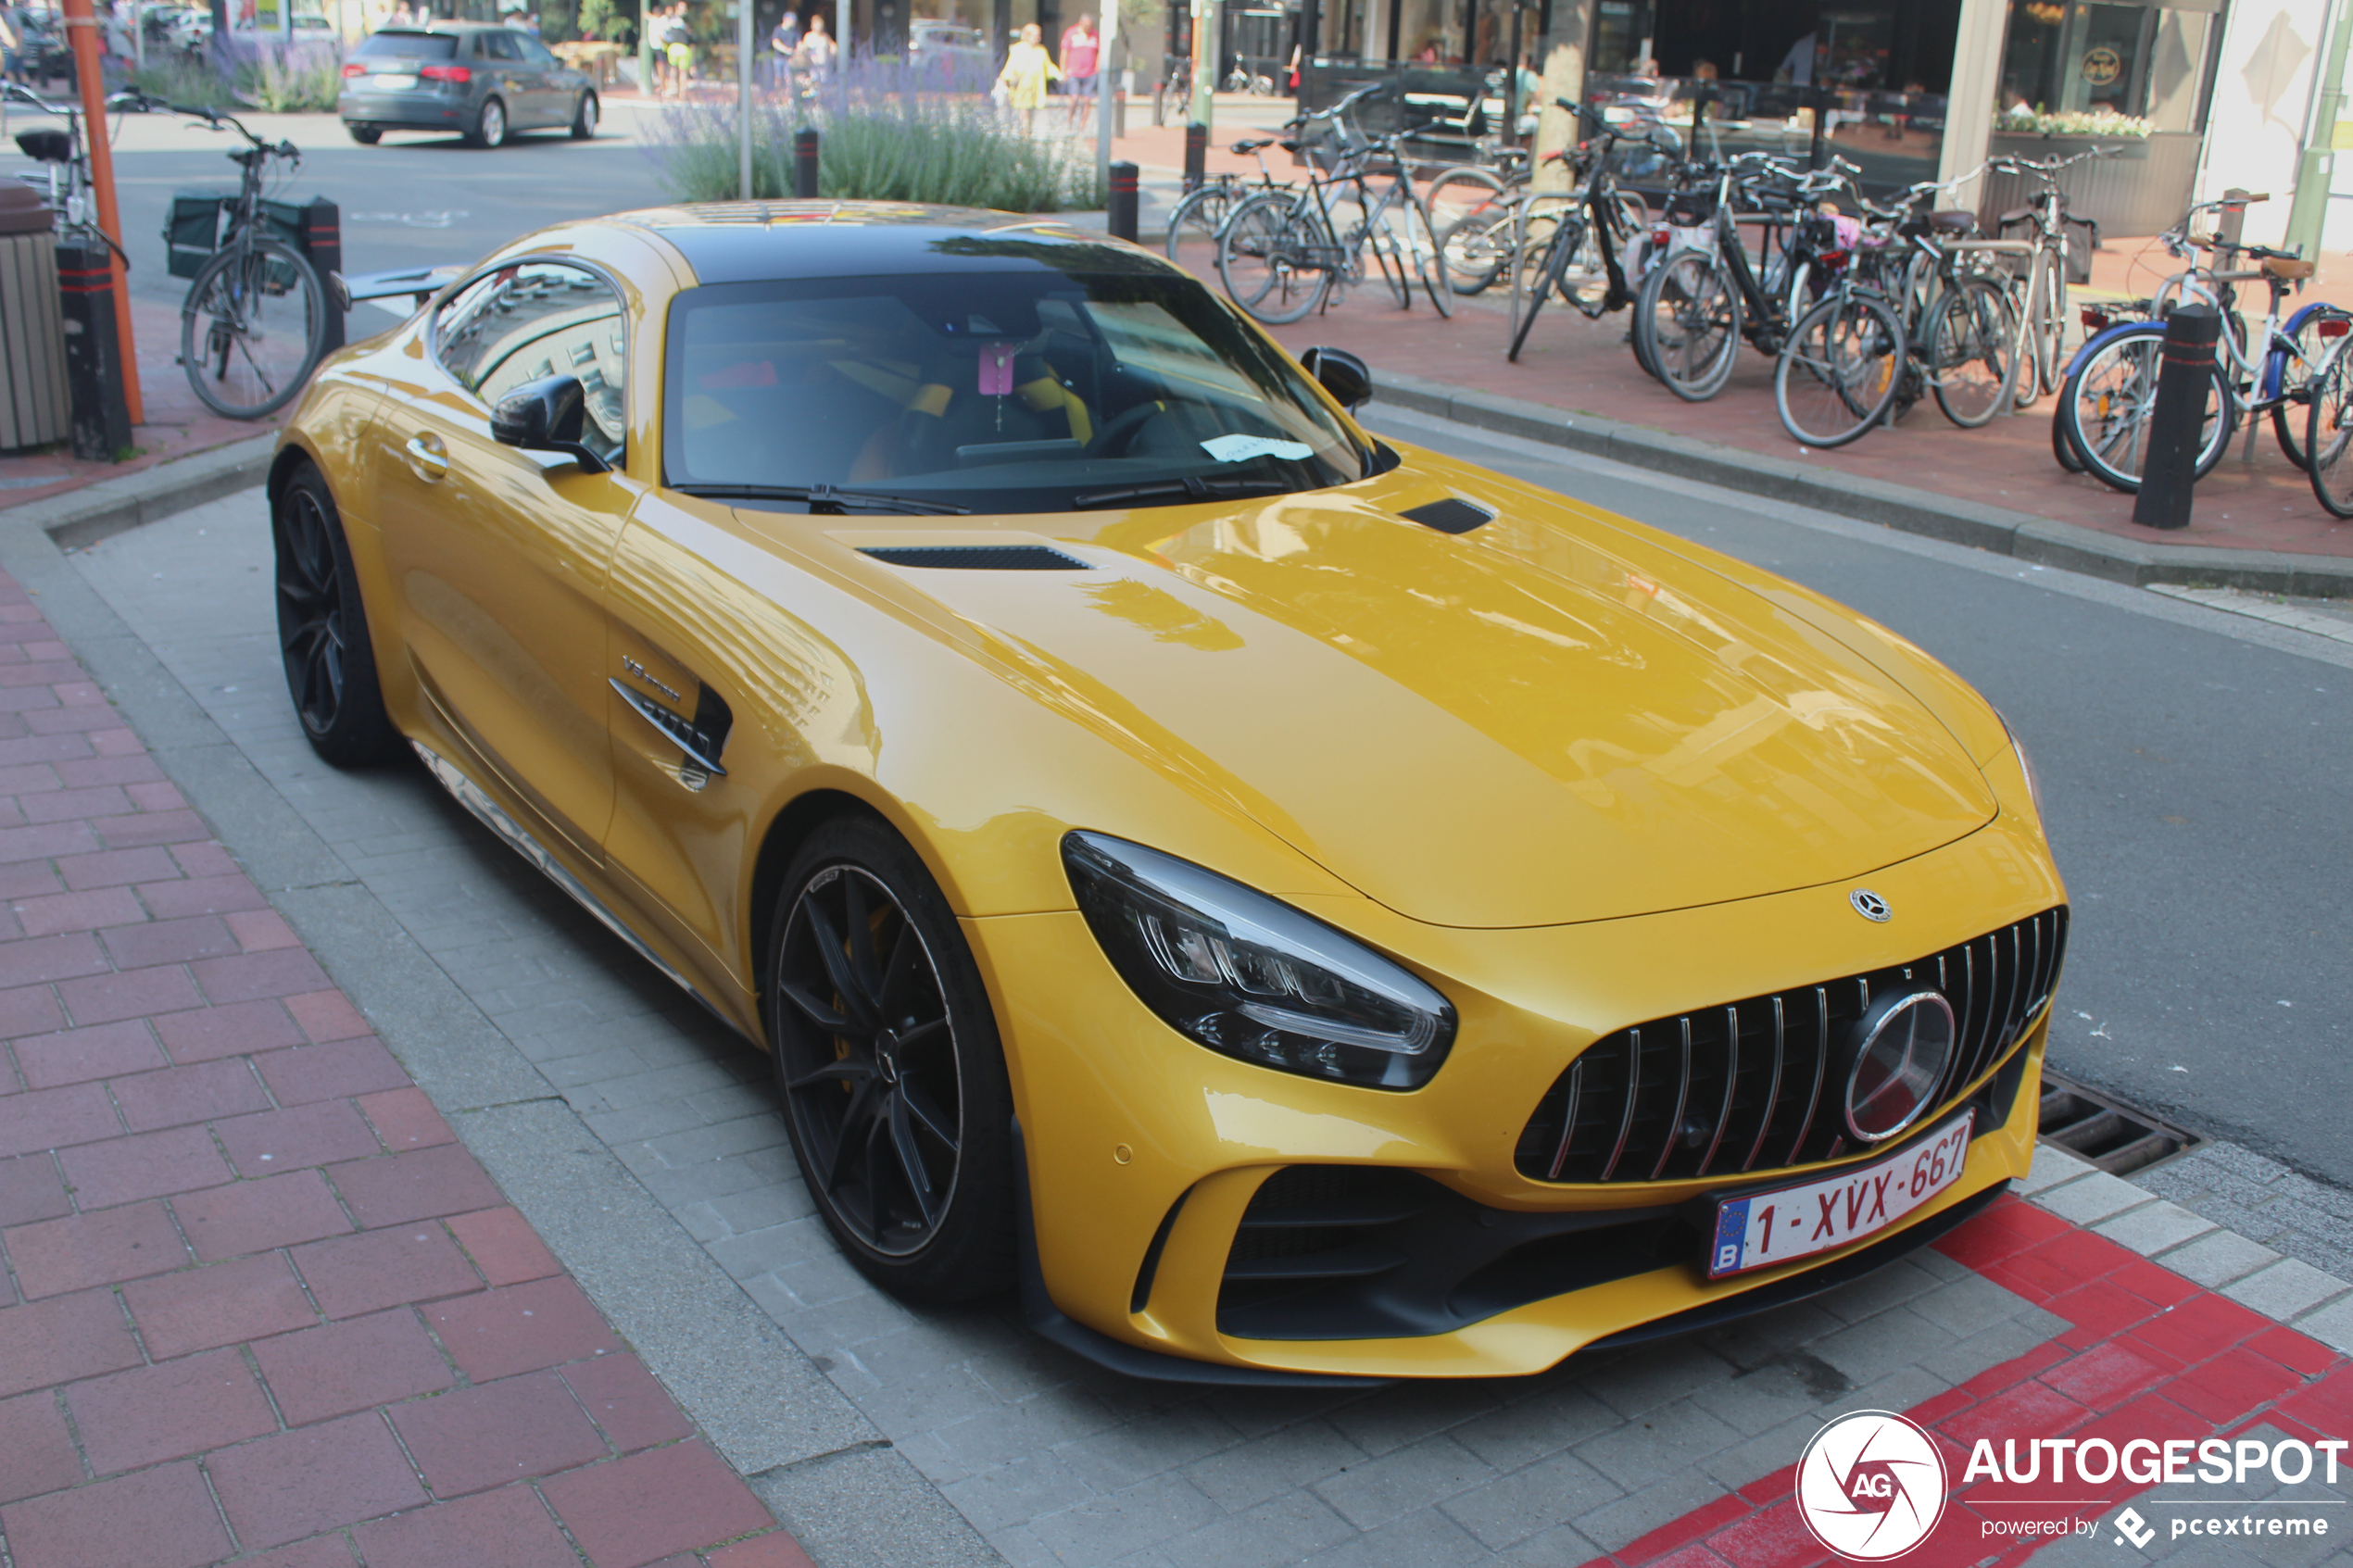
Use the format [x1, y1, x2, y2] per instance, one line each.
[519, 35, 560, 66]
[434, 261, 628, 458]
[477, 31, 517, 60]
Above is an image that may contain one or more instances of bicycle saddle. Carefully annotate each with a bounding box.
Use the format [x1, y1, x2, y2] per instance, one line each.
[2263, 256, 2317, 281]
[14, 129, 69, 164]
[1926, 209, 1978, 234]
[1229, 138, 1275, 154]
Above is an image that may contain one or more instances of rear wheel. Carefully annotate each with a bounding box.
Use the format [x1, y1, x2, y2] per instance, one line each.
[1638, 250, 1742, 402]
[1927, 276, 2022, 429]
[1402, 196, 1453, 318]
[1218, 193, 1327, 324]
[467, 95, 508, 149]
[570, 91, 598, 140]
[1436, 210, 1510, 295]
[1164, 182, 1235, 270]
[1507, 213, 1579, 362]
[2060, 323, 2237, 494]
[272, 463, 402, 769]
[180, 236, 327, 420]
[768, 816, 1015, 1304]
[2305, 342, 2353, 517]
[2267, 309, 2341, 470]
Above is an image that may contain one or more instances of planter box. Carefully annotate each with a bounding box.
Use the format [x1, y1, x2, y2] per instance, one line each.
[1981, 131, 2197, 238]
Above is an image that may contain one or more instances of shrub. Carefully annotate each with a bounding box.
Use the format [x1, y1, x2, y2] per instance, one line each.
[641, 50, 1102, 212]
[130, 55, 240, 112]
[239, 42, 345, 114]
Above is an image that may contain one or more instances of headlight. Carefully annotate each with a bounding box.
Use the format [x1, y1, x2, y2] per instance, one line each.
[1062, 832, 1457, 1090]
[1994, 708, 2045, 822]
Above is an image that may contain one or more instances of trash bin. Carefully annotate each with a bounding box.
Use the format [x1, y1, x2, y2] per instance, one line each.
[0, 183, 71, 453]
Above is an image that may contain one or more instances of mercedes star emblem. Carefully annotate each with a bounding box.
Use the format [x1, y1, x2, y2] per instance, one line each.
[1850, 889, 1892, 922]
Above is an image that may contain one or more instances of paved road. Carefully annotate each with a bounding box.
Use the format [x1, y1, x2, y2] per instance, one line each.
[1358, 408, 2353, 1194]
[1, 101, 674, 307]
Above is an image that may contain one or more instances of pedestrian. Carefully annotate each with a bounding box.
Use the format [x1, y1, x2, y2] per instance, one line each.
[664, 3, 695, 96]
[793, 10, 832, 82]
[995, 20, 1059, 136]
[769, 6, 798, 86]
[1058, 11, 1096, 127]
[0, 6, 22, 86]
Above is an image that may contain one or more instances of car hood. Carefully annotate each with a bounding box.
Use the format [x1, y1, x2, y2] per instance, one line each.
[827, 476, 1996, 929]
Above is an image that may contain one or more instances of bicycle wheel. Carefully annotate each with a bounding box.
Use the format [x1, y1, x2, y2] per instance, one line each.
[2020, 248, 2065, 406]
[1927, 276, 2022, 429]
[2051, 396, 2086, 472]
[1421, 165, 1508, 232]
[181, 235, 327, 421]
[2267, 308, 2343, 470]
[1217, 193, 1327, 325]
[1402, 196, 1453, 319]
[1164, 183, 1234, 271]
[1775, 290, 1906, 449]
[2058, 323, 2238, 494]
[1508, 214, 1579, 363]
[2305, 340, 2353, 517]
[1436, 210, 1512, 295]
[1637, 251, 1742, 403]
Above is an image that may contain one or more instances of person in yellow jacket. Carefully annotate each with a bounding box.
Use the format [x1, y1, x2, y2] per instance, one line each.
[995, 23, 1063, 136]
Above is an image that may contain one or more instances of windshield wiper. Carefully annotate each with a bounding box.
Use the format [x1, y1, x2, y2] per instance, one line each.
[672, 483, 971, 516]
[1071, 476, 1294, 509]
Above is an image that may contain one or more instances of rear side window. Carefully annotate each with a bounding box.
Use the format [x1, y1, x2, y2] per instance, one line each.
[434, 260, 629, 458]
[478, 31, 521, 60]
[354, 30, 457, 58]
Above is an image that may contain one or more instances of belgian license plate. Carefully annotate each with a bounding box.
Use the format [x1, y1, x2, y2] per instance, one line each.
[1705, 1111, 1973, 1279]
[373, 74, 418, 90]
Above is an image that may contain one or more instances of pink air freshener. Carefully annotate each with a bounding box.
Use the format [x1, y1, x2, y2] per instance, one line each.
[978, 344, 1014, 396]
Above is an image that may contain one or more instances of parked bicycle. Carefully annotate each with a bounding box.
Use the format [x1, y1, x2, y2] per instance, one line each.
[1215, 84, 1453, 323]
[1504, 102, 1656, 363]
[2057, 195, 2344, 492]
[3, 82, 135, 264]
[135, 94, 329, 420]
[1987, 148, 2108, 407]
[1164, 135, 1295, 272]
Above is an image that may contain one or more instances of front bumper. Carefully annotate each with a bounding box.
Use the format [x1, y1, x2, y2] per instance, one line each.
[968, 809, 2061, 1380]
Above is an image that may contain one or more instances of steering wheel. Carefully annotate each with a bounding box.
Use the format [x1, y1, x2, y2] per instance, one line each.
[1084, 400, 1167, 459]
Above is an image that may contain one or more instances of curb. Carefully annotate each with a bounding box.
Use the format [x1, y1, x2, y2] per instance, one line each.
[4, 434, 280, 553]
[1374, 370, 2353, 601]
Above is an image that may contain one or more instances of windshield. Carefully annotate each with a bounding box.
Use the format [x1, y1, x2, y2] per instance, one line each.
[356, 31, 458, 57]
[661, 266, 1369, 513]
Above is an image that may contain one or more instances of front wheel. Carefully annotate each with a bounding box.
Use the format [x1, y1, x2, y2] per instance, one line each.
[1926, 276, 2022, 429]
[1775, 290, 1906, 449]
[570, 91, 598, 140]
[1164, 183, 1234, 270]
[1218, 193, 1326, 324]
[1507, 213, 1579, 362]
[346, 125, 381, 144]
[2059, 323, 2237, 494]
[467, 95, 508, 148]
[1402, 197, 1453, 319]
[1637, 250, 1743, 403]
[2305, 342, 2353, 516]
[2267, 307, 2342, 470]
[768, 816, 1015, 1303]
[180, 236, 327, 420]
[273, 463, 403, 768]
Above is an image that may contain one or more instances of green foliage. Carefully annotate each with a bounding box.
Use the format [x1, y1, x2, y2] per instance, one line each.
[575, 0, 634, 43]
[241, 47, 344, 113]
[130, 56, 240, 112]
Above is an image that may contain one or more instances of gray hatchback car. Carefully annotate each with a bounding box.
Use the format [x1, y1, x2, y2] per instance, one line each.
[339, 23, 597, 149]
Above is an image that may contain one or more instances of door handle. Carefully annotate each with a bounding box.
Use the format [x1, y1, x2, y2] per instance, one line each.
[404, 433, 448, 483]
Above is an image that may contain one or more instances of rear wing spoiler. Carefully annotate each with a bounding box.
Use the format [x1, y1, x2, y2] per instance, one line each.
[332, 265, 462, 313]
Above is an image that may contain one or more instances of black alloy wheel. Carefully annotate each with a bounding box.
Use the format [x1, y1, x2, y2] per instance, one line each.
[768, 819, 1013, 1301]
[272, 465, 402, 768]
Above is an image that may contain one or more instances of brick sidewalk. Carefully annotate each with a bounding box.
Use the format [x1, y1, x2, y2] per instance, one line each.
[0, 570, 812, 1568]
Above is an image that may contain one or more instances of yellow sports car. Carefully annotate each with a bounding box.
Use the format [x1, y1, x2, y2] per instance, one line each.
[274, 203, 2066, 1385]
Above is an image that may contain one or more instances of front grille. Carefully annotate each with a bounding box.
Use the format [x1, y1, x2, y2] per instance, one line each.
[1515, 907, 2068, 1185]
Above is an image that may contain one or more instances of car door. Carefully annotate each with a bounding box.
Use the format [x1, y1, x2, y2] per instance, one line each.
[514, 32, 573, 126]
[473, 30, 541, 127]
[370, 258, 638, 862]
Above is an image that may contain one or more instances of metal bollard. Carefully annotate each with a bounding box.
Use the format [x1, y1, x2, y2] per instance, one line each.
[1108, 162, 1139, 244]
[1184, 122, 1206, 194]
[794, 128, 821, 199]
[303, 196, 346, 356]
[2133, 303, 2221, 532]
[55, 236, 130, 462]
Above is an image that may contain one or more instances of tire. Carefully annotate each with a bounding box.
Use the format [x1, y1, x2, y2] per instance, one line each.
[2059, 323, 2237, 494]
[2051, 393, 2086, 472]
[570, 91, 598, 140]
[273, 463, 403, 769]
[1435, 211, 1509, 295]
[1638, 250, 1742, 403]
[1507, 214, 1579, 362]
[2019, 250, 2063, 407]
[1927, 276, 2022, 429]
[1422, 168, 1508, 282]
[2305, 342, 2353, 517]
[180, 237, 327, 420]
[1217, 192, 1326, 324]
[1775, 290, 1906, 449]
[1164, 183, 1233, 269]
[466, 95, 507, 149]
[767, 815, 1015, 1304]
[346, 125, 381, 144]
[2267, 307, 2341, 470]
[1403, 197, 1453, 318]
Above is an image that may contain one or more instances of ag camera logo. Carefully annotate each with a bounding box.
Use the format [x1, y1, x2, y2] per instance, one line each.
[1796, 1411, 1947, 1560]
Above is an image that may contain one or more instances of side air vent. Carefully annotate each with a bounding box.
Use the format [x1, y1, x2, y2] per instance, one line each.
[1400, 497, 1496, 534]
[859, 546, 1091, 571]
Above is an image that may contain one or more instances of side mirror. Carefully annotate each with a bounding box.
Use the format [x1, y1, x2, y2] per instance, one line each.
[1300, 345, 1373, 412]
[491, 374, 611, 474]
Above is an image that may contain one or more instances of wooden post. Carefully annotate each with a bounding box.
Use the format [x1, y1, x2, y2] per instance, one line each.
[62, 0, 140, 425]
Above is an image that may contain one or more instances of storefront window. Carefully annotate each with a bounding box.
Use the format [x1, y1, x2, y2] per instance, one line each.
[1998, 0, 2215, 132]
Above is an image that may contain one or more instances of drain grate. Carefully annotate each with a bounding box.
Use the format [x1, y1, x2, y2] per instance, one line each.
[2038, 1066, 2203, 1175]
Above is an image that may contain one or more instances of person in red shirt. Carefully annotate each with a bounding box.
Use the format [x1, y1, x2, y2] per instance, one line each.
[1059, 13, 1099, 126]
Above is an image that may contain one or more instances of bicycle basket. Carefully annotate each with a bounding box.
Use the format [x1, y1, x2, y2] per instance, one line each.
[1299, 118, 1368, 174]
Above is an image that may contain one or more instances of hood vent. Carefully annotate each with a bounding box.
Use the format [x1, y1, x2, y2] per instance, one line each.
[860, 546, 1090, 571]
[1400, 497, 1496, 535]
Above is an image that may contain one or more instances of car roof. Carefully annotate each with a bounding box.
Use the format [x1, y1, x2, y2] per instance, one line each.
[368, 21, 521, 33]
[603, 201, 1171, 285]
